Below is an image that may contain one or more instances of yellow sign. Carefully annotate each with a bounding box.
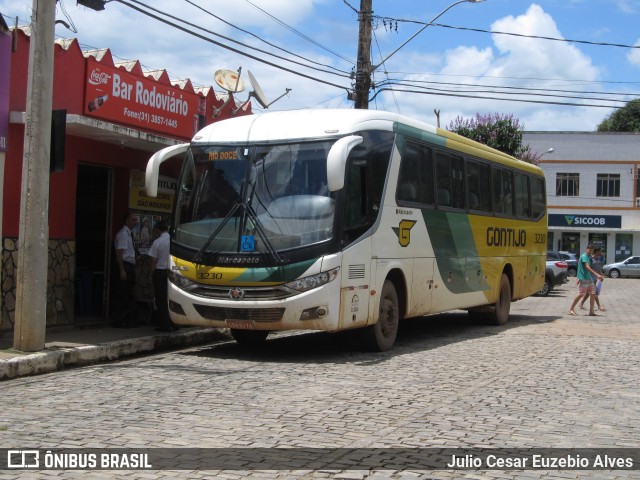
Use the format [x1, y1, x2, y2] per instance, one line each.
[129, 170, 176, 213]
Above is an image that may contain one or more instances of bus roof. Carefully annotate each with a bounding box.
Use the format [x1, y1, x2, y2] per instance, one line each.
[193, 109, 409, 144]
[192, 109, 542, 175]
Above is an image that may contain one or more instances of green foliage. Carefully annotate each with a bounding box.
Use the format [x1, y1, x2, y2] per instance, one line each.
[597, 99, 640, 132]
[448, 113, 538, 164]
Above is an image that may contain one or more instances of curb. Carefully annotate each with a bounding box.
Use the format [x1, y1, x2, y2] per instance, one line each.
[0, 328, 231, 381]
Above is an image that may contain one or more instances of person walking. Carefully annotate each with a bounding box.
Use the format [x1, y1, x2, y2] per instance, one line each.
[578, 247, 605, 312]
[113, 211, 139, 327]
[569, 244, 604, 316]
[147, 221, 176, 332]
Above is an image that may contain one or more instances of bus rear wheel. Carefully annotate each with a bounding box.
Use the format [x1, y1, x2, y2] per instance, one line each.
[487, 273, 511, 325]
[365, 280, 399, 352]
[230, 329, 269, 346]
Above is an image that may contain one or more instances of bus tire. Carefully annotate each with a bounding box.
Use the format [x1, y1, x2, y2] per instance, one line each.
[230, 329, 269, 346]
[488, 273, 511, 325]
[365, 280, 399, 352]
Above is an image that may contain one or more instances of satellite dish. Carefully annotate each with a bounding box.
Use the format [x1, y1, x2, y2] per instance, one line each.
[227, 69, 291, 116]
[247, 70, 269, 109]
[214, 68, 245, 93]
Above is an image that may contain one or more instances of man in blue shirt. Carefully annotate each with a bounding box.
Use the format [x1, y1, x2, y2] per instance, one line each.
[569, 244, 604, 316]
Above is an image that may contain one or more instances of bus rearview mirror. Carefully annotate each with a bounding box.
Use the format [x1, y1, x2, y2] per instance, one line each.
[326, 135, 363, 192]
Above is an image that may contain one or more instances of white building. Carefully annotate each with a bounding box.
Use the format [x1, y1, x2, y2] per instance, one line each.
[523, 132, 640, 263]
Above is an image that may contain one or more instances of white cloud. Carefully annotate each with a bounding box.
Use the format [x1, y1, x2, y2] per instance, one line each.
[384, 3, 605, 131]
[489, 4, 599, 82]
[627, 41, 640, 67]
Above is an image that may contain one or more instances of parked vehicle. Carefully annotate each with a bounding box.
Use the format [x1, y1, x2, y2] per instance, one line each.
[558, 251, 578, 277]
[602, 256, 640, 278]
[537, 252, 568, 296]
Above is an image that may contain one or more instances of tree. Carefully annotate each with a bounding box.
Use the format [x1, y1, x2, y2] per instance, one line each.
[597, 98, 640, 132]
[447, 113, 539, 164]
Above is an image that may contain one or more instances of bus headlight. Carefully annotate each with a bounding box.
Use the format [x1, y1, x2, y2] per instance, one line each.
[169, 271, 196, 289]
[284, 267, 340, 293]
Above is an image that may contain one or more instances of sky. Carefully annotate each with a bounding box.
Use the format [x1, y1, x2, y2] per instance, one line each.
[2, 0, 640, 132]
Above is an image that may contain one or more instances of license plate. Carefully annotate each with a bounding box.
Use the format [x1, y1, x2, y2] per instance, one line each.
[226, 320, 255, 330]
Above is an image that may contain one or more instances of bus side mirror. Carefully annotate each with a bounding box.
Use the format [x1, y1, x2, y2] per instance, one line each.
[326, 135, 363, 192]
[145, 143, 189, 197]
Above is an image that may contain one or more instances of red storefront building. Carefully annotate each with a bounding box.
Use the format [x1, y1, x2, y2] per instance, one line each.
[1, 27, 251, 334]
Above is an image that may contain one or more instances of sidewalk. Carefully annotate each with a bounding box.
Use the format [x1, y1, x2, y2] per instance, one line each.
[0, 323, 231, 381]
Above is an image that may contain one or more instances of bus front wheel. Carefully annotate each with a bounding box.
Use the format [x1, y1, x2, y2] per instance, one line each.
[230, 329, 269, 346]
[365, 280, 399, 352]
[487, 273, 511, 325]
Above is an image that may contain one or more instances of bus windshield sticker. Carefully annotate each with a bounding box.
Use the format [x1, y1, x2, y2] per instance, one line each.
[241, 235, 256, 252]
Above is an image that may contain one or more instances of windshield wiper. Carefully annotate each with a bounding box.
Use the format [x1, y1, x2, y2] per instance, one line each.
[192, 202, 241, 264]
[244, 202, 284, 265]
[192, 200, 284, 265]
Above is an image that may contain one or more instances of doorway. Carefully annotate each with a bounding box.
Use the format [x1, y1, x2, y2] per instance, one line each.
[560, 232, 580, 255]
[74, 164, 112, 323]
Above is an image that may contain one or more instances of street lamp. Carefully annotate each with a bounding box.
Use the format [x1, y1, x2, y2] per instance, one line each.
[540, 148, 555, 158]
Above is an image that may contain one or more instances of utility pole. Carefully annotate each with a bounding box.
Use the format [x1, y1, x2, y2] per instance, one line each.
[354, 0, 372, 109]
[14, 0, 55, 351]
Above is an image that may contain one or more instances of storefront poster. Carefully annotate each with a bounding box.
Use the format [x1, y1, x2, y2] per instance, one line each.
[132, 213, 166, 255]
[129, 170, 176, 214]
[128, 170, 175, 253]
[84, 59, 200, 138]
[0, 28, 11, 152]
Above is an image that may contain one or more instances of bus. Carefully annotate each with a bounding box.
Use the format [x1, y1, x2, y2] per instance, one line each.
[145, 109, 547, 351]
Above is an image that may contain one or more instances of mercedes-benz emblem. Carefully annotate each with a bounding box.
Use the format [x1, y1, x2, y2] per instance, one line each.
[228, 287, 245, 300]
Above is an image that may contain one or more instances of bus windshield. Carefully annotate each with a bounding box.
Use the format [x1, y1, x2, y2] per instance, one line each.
[173, 141, 335, 260]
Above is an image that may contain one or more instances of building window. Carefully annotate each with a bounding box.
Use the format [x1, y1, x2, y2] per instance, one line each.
[596, 174, 620, 197]
[556, 173, 579, 196]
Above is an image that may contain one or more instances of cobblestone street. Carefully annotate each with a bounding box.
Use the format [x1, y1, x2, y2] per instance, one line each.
[1, 279, 639, 479]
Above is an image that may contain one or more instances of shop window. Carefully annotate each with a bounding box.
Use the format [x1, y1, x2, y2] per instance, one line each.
[596, 174, 620, 197]
[615, 233, 633, 262]
[556, 173, 579, 196]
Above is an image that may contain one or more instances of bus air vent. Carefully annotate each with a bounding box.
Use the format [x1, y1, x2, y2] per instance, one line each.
[348, 264, 366, 279]
[193, 305, 285, 323]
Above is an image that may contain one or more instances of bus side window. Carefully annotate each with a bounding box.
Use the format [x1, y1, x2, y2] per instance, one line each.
[514, 172, 530, 218]
[397, 142, 434, 206]
[397, 143, 420, 203]
[435, 152, 451, 207]
[530, 176, 546, 219]
[493, 167, 514, 216]
[467, 160, 480, 210]
[478, 162, 492, 211]
[450, 155, 464, 209]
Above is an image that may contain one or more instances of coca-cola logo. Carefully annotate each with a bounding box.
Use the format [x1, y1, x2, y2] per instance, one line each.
[88, 69, 111, 86]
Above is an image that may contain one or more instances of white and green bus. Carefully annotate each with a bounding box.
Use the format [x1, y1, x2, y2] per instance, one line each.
[146, 109, 547, 351]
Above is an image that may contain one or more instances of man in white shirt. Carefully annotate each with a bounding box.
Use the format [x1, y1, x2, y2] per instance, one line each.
[113, 211, 139, 328]
[148, 221, 176, 331]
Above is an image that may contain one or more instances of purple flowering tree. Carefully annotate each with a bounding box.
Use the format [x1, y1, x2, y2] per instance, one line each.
[447, 113, 539, 164]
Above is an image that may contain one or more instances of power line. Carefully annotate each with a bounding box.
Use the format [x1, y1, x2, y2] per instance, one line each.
[372, 16, 640, 50]
[382, 70, 640, 88]
[370, 87, 622, 109]
[433, 22, 640, 50]
[182, 0, 352, 76]
[241, 0, 353, 64]
[113, 0, 350, 92]
[375, 78, 639, 100]
[123, 0, 351, 80]
[376, 81, 629, 105]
